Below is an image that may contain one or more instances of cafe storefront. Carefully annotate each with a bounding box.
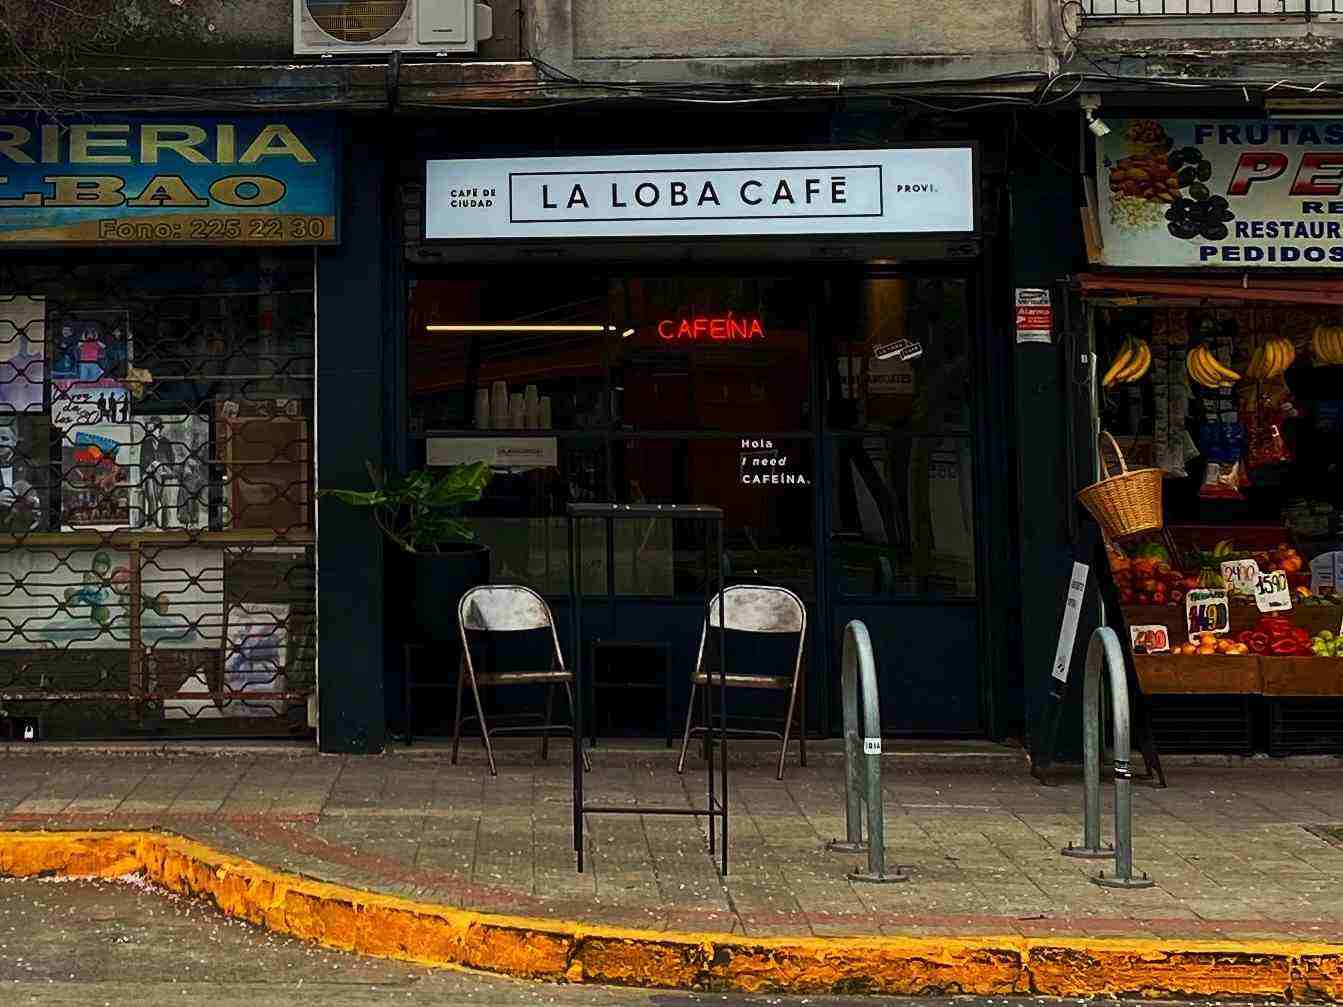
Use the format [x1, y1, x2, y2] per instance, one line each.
[385, 106, 1020, 745]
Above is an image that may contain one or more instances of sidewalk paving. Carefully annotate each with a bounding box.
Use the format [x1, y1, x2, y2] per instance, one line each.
[3, 743, 1343, 945]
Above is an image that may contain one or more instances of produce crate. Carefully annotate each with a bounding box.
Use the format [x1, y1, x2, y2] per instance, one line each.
[1134, 654, 1262, 695]
[1268, 698, 1343, 755]
[1261, 657, 1343, 697]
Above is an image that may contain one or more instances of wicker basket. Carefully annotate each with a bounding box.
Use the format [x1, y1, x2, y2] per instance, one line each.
[1076, 431, 1164, 541]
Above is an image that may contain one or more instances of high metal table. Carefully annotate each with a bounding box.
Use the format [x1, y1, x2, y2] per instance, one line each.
[566, 502, 728, 875]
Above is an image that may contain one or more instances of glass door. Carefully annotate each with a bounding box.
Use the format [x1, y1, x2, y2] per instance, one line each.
[821, 270, 984, 737]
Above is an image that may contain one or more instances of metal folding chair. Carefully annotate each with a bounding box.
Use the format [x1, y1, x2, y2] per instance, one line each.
[676, 584, 807, 781]
[452, 584, 589, 777]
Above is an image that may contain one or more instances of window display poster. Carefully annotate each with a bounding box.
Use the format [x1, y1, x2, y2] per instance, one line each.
[0, 415, 49, 532]
[0, 547, 223, 650]
[60, 424, 131, 529]
[222, 603, 289, 717]
[49, 310, 130, 383]
[217, 402, 310, 531]
[131, 415, 210, 530]
[52, 380, 129, 430]
[0, 296, 44, 413]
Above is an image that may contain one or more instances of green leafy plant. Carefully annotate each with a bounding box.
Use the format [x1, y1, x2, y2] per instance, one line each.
[318, 461, 492, 554]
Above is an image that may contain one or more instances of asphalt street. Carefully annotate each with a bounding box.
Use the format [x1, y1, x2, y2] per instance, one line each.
[0, 876, 1264, 1007]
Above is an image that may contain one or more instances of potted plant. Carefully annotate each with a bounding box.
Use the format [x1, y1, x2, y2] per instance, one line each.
[319, 461, 493, 642]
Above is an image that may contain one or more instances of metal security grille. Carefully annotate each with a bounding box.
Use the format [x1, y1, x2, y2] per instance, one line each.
[0, 254, 316, 740]
[1079, 0, 1328, 16]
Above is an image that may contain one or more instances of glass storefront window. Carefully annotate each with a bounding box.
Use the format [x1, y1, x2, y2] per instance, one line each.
[0, 254, 317, 738]
[612, 436, 815, 598]
[407, 273, 611, 433]
[829, 435, 976, 598]
[828, 275, 973, 435]
[610, 276, 811, 433]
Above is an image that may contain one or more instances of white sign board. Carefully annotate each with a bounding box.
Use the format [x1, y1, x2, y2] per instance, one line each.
[1310, 550, 1343, 595]
[1097, 118, 1343, 268]
[425, 148, 976, 240]
[1051, 562, 1089, 685]
[427, 437, 558, 471]
[1254, 569, 1293, 613]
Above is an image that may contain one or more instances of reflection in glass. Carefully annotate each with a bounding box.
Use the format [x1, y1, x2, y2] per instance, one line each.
[612, 276, 810, 432]
[613, 437, 814, 598]
[830, 276, 972, 435]
[831, 436, 975, 597]
[407, 275, 610, 433]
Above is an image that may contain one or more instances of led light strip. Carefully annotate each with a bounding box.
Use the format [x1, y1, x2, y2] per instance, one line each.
[426, 323, 615, 333]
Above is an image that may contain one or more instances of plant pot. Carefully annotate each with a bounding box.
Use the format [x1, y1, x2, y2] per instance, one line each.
[404, 543, 492, 645]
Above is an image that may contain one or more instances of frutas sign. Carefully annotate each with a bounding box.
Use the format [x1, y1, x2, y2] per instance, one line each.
[425, 148, 975, 240]
[1097, 118, 1343, 267]
[0, 116, 339, 245]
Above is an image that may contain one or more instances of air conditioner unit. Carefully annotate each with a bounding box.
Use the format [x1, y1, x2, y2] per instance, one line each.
[294, 0, 493, 55]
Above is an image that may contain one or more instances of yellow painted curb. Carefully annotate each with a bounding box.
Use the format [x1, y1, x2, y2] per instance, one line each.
[3, 829, 1342, 999]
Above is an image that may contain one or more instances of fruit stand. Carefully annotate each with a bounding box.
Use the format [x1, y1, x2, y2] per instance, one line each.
[1079, 291, 1343, 755]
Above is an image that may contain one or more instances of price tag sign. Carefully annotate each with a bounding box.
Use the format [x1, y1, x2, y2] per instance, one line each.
[1254, 569, 1293, 613]
[1130, 624, 1171, 655]
[1186, 588, 1231, 642]
[1221, 558, 1261, 596]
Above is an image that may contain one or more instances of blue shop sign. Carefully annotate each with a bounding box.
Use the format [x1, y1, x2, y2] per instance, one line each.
[0, 116, 339, 245]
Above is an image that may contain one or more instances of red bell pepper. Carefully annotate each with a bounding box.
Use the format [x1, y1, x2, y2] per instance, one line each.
[1249, 632, 1270, 654]
[1271, 637, 1303, 656]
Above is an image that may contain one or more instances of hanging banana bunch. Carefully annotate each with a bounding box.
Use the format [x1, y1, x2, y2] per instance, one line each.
[1245, 336, 1297, 379]
[1101, 337, 1152, 388]
[1311, 324, 1343, 366]
[1186, 343, 1241, 389]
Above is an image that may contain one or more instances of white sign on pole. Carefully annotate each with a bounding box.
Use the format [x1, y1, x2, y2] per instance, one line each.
[425, 148, 976, 240]
[1051, 562, 1090, 685]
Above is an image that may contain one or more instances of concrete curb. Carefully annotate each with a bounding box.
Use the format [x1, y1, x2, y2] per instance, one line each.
[3, 829, 1342, 999]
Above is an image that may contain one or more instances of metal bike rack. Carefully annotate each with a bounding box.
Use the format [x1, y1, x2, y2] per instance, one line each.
[825, 620, 907, 884]
[1062, 626, 1155, 889]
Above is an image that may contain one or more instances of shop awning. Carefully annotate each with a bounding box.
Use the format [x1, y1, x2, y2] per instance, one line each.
[1077, 273, 1343, 306]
